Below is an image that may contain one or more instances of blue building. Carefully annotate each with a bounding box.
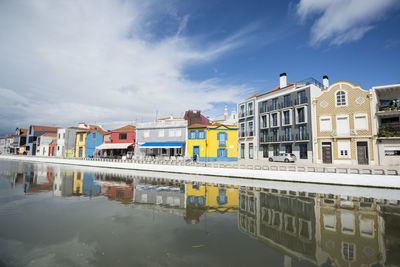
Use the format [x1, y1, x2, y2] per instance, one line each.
[85, 130, 105, 158]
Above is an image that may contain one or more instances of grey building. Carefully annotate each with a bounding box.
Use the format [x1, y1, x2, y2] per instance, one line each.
[56, 126, 88, 158]
[136, 117, 187, 158]
[256, 73, 324, 162]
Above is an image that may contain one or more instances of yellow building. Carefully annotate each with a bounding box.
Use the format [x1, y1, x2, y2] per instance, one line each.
[73, 171, 84, 195]
[187, 124, 238, 162]
[312, 81, 376, 165]
[75, 131, 87, 158]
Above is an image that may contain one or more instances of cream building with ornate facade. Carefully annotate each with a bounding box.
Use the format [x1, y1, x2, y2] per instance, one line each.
[312, 81, 376, 165]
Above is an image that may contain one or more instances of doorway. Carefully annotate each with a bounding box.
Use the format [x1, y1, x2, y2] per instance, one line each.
[322, 142, 332, 164]
[357, 142, 369, 165]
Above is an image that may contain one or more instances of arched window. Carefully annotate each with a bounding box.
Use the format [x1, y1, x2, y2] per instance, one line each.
[336, 91, 346, 106]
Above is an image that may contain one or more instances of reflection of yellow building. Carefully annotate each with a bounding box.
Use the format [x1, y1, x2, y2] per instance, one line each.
[187, 124, 238, 162]
[186, 183, 238, 213]
[75, 132, 87, 158]
[73, 171, 84, 195]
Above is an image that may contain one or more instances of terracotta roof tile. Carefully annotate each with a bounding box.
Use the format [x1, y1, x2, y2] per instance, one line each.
[32, 125, 59, 132]
[41, 133, 57, 137]
[111, 125, 136, 132]
[188, 124, 207, 129]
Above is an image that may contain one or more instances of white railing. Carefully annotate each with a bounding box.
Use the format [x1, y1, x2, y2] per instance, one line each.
[137, 120, 187, 129]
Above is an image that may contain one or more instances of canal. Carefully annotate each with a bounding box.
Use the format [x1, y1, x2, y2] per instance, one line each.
[0, 159, 398, 266]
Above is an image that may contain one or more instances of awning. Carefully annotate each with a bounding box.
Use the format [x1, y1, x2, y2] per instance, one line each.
[96, 143, 134, 150]
[139, 142, 185, 149]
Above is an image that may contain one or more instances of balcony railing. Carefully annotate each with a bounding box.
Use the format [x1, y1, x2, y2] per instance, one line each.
[239, 112, 245, 118]
[248, 131, 254, 137]
[294, 97, 308, 105]
[378, 123, 400, 137]
[240, 132, 245, 138]
[295, 133, 309, 141]
[281, 135, 293, 142]
[378, 105, 400, 112]
[248, 110, 254, 116]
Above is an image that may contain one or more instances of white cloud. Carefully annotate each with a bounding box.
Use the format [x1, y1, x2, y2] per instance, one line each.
[0, 0, 251, 132]
[296, 0, 399, 45]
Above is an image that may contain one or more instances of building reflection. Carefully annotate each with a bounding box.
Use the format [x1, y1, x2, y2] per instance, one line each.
[238, 187, 400, 266]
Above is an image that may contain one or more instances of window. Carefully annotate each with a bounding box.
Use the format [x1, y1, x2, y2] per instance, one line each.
[175, 129, 182, 137]
[169, 129, 175, 137]
[79, 134, 83, 141]
[158, 129, 164, 137]
[218, 132, 227, 146]
[320, 117, 332, 131]
[249, 143, 253, 159]
[284, 127, 292, 141]
[262, 115, 267, 128]
[338, 141, 350, 158]
[285, 144, 292, 153]
[263, 145, 269, 158]
[104, 135, 111, 142]
[218, 148, 227, 157]
[323, 215, 336, 231]
[297, 107, 305, 123]
[343, 243, 355, 261]
[240, 105, 245, 117]
[354, 114, 368, 130]
[336, 116, 349, 136]
[63, 133, 65, 139]
[248, 102, 253, 115]
[144, 130, 150, 138]
[92, 133, 96, 139]
[240, 123, 245, 137]
[341, 212, 355, 234]
[385, 147, 400, 156]
[272, 113, 278, 127]
[360, 220, 374, 237]
[284, 94, 291, 107]
[240, 144, 245, 158]
[248, 121, 254, 136]
[273, 144, 279, 156]
[272, 98, 278, 110]
[299, 144, 308, 159]
[298, 125, 307, 140]
[189, 130, 196, 139]
[297, 90, 306, 104]
[58, 133, 61, 139]
[261, 101, 268, 113]
[57, 146, 60, 151]
[283, 110, 290, 125]
[336, 91, 346, 106]
[198, 130, 206, 139]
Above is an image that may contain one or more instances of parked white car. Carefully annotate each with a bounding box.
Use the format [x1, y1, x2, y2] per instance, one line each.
[269, 153, 296, 163]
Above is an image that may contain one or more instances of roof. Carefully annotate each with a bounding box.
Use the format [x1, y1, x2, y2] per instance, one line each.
[158, 117, 183, 120]
[41, 133, 57, 137]
[258, 83, 299, 97]
[32, 125, 59, 132]
[111, 125, 136, 132]
[76, 125, 107, 135]
[68, 127, 89, 130]
[246, 93, 260, 100]
[18, 129, 27, 136]
[49, 140, 57, 145]
[188, 124, 207, 129]
[188, 123, 237, 129]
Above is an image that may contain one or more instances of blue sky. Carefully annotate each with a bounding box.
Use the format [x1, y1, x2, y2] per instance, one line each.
[0, 0, 399, 135]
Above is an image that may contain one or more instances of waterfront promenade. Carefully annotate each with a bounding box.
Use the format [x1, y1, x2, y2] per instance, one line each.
[1, 155, 400, 189]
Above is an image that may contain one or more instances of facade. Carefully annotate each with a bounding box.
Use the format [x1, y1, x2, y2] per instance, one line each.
[238, 95, 258, 160]
[56, 127, 88, 158]
[75, 131, 87, 158]
[97, 125, 136, 158]
[48, 140, 56, 156]
[313, 81, 376, 165]
[187, 124, 238, 162]
[26, 125, 59, 155]
[0, 137, 5, 154]
[36, 133, 57, 156]
[136, 117, 187, 158]
[85, 129, 106, 158]
[256, 74, 324, 162]
[11, 128, 27, 155]
[372, 83, 400, 166]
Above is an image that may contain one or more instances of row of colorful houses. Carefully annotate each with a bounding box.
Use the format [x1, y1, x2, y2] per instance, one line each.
[1, 74, 398, 165]
[0, 112, 239, 162]
[238, 73, 400, 166]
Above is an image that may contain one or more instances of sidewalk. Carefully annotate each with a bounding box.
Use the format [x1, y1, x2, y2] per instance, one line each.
[1, 155, 400, 189]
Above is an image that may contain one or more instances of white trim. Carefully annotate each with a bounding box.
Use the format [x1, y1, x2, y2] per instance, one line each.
[295, 106, 307, 124]
[335, 90, 348, 107]
[354, 113, 368, 130]
[337, 140, 351, 159]
[319, 116, 332, 132]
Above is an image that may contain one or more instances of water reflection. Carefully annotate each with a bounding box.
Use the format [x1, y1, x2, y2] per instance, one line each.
[0, 162, 399, 266]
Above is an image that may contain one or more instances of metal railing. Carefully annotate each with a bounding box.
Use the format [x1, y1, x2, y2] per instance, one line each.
[295, 133, 309, 141]
[294, 97, 308, 105]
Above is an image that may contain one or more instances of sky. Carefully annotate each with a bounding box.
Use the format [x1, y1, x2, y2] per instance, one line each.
[0, 0, 399, 135]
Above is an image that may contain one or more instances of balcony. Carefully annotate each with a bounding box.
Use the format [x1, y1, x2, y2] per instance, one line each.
[240, 132, 245, 138]
[295, 133, 309, 141]
[260, 135, 280, 143]
[281, 135, 293, 142]
[239, 112, 245, 118]
[280, 101, 293, 109]
[219, 140, 226, 146]
[248, 131, 254, 137]
[378, 123, 400, 137]
[248, 110, 254, 116]
[294, 97, 308, 105]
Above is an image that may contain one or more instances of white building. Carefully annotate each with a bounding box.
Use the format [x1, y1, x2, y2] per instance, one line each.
[372, 83, 400, 166]
[212, 106, 238, 125]
[36, 133, 57, 156]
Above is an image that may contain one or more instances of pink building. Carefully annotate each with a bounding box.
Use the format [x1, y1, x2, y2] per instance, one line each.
[97, 125, 136, 159]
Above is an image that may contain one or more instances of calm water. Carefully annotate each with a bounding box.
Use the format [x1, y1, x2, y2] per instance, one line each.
[0, 160, 399, 267]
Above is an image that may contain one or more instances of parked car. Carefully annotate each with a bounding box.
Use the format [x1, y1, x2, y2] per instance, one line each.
[269, 153, 296, 163]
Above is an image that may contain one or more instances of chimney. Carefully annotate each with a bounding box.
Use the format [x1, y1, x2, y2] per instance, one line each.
[280, 73, 287, 88]
[323, 75, 329, 89]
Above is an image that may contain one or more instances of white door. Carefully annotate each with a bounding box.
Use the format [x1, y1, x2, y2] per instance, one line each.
[336, 117, 349, 136]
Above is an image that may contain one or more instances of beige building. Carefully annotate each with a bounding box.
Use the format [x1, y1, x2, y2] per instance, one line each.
[312, 81, 376, 165]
